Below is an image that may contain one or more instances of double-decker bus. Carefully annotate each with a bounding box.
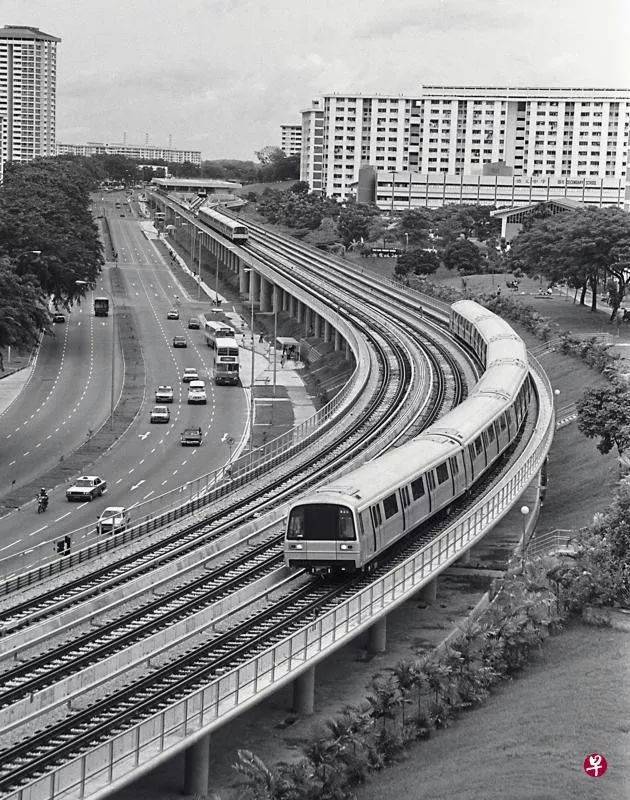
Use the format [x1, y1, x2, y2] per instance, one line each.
[213, 337, 239, 385]
[204, 320, 235, 348]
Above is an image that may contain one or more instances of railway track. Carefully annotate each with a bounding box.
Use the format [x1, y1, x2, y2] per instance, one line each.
[0, 210, 485, 796]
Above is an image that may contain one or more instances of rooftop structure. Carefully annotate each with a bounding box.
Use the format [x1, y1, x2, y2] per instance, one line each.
[56, 141, 201, 164]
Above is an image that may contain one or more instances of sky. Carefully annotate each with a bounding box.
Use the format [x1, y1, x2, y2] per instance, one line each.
[5, 0, 630, 161]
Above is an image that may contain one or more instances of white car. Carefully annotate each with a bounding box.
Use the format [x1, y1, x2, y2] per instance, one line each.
[150, 405, 171, 423]
[155, 385, 174, 403]
[187, 380, 207, 404]
[66, 475, 107, 502]
[182, 368, 199, 383]
[96, 506, 129, 534]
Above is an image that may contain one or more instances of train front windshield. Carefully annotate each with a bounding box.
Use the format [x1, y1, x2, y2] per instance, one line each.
[287, 504, 355, 541]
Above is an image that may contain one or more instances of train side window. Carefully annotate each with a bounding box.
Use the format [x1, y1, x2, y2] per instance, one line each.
[468, 443, 476, 462]
[427, 472, 436, 491]
[436, 462, 449, 484]
[499, 413, 507, 432]
[383, 493, 398, 519]
[505, 408, 513, 427]
[474, 436, 484, 456]
[411, 476, 425, 499]
[449, 456, 459, 475]
[487, 424, 495, 443]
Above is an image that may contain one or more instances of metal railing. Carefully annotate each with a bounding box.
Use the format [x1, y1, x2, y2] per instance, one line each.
[8, 357, 555, 800]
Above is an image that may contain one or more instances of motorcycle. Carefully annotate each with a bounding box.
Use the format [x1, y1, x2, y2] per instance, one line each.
[37, 495, 49, 514]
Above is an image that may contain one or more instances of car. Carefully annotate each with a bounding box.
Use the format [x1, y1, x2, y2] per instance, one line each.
[53, 314, 66, 323]
[187, 317, 201, 330]
[150, 405, 170, 423]
[66, 475, 106, 502]
[181, 427, 202, 446]
[182, 367, 199, 383]
[155, 385, 174, 403]
[187, 380, 207, 404]
[96, 506, 129, 535]
[120, 213, 125, 218]
[173, 336, 187, 348]
[167, 309, 180, 320]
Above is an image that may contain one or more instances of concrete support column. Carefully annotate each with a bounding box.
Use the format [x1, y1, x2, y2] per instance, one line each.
[344, 341, 350, 361]
[324, 320, 331, 343]
[458, 548, 472, 565]
[288, 294, 295, 318]
[260, 276, 272, 311]
[334, 330, 341, 351]
[296, 300, 303, 323]
[250, 270, 260, 304]
[420, 578, 437, 604]
[368, 616, 387, 654]
[272, 285, 279, 312]
[183, 733, 211, 797]
[282, 289, 288, 312]
[292, 666, 315, 715]
[313, 314, 321, 338]
[239, 264, 248, 294]
[304, 307, 311, 337]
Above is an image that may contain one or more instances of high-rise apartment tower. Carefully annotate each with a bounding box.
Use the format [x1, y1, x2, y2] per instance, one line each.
[301, 86, 630, 201]
[0, 25, 61, 164]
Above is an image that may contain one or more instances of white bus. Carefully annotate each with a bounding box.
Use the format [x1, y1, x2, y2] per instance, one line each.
[213, 337, 239, 385]
[204, 320, 235, 348]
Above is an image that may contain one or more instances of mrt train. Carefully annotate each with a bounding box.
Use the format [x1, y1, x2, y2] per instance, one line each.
[284, 300, 533, 572]
[197, 205, 249, 242]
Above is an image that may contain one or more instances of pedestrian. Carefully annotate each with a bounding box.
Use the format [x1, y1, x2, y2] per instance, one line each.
[259, 333, 264, 343]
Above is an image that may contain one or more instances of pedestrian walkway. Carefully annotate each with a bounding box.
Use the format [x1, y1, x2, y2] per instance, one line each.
[0, 366, 33, 417]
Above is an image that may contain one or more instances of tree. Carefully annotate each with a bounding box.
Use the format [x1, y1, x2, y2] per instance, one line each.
[509, 207, 630, 314]
[400, 209, 432, 246]
[576, 380, 630, 458]
[255, 145, 285, 165]
[397, 248, 440, 276]
[337, 200, 379, 247]
[443, 238, 483, 274]
[0, 257, 49, 355]
[289, 180, 310, 195]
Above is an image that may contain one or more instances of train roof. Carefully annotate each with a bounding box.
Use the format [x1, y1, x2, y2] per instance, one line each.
[486, 337, 528, 368]
[451, 300, 494, 323]
[419, 394, 508, 444]
[471, 363, 529, 400]
[310, 437, 461, 509]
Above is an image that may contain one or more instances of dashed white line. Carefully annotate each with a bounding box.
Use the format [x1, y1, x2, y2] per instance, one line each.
[29, 526, 48, 537]
[77, 502, 88, 509]
[143, 490, 155, 500]
[0, 539, 23, 551]
[9, 460, 15, 466]
[55, 512, 71, 522]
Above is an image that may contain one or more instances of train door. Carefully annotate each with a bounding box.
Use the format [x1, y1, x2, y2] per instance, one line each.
[369, 504, 383, 554]
[449, 455, 466, 497]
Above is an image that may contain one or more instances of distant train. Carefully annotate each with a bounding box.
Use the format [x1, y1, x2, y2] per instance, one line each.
[284, 300, 533, 573]
[197, 205, 249, 242]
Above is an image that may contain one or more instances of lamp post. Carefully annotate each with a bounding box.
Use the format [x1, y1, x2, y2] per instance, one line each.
[520, 505, 530, 571]
[214, 247, 220, 306]
[76, 280, 115, 429]
[243, 268, 256, 463]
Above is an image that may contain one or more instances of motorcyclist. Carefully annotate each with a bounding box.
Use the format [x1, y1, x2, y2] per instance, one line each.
[37, 488, 49, 511]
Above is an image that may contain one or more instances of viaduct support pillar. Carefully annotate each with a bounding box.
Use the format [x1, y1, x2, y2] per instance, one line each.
[304, 307, 311, 336]
[334, 330, 341, 351]
[260, 276, 272, 311]
[183, 733, 211, 797]
[344, 341, 350, 361]
[368, 616, 387, 654]
[420, 578, 437, 604]
[314, 314, 322, 338]
[239, 264, 248, 295]
[324, 320, 331, 343]
[250, 270, 260, 304]
[288, 294, 295, 318]
[458, 548, 472, 565]
[282, 288, 288, 312]
[292, 666, 315, 715]
[297, 301, 303, 324]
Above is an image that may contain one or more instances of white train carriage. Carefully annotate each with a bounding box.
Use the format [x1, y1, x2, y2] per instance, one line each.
[197, 205, 249, 242]
[286, 436, 462, 572]
[285, 300, 533, 574]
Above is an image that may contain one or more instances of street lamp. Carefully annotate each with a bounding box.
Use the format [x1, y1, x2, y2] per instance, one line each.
[76, 280, 115, 429]
[242, 268, 256, 463]
[520, 505, 530, 571]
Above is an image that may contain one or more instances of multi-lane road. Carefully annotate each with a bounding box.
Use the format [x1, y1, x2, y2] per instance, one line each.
[0, 193, 247, 562]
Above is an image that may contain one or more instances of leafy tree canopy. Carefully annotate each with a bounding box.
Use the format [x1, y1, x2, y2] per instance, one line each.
[337, 200, 380, 247]
[0, 256, 49, 352]
[576, 380, 630, 457]
[396, 248, 440, 276]
[443, 238, 483, 274]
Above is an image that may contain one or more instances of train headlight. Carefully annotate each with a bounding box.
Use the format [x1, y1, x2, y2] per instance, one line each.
[290, 544, 303, 550]
[340, 544, 352, 550]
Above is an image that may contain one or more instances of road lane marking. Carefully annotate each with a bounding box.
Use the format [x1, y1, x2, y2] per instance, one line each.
[9, 460, 15, 466]
[0, 539, 23, 551]
[128, 468, 135, 474]
[23, 451, 30, 456]
[77, 502, 88, 509]
[130, 480, 146, 491]
[55, 512, 71, 522]
[143, 490, 155, 499]
[29, 526, 48, 536]
[139, 458, 145, 465]
[161, 480, 168, 485]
